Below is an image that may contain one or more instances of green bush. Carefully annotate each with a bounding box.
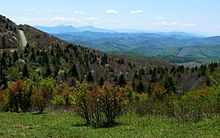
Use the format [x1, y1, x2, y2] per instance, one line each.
[73, 82, 127, 127]
[135, 83, 176, 117]
[174, 87, 217, 122]
[5, 79, 32, 112]
[52, 83, 75, 110]
[31, 78, 56, 113]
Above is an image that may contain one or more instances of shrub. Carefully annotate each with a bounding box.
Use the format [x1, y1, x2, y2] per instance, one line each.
[73, 82, 127, 127]
[52, 83, 75, 110]
[174, 87, 212, 122]
[97, 83, 126, 126]
[135, 93, 150, 116]
[135, 83, 177, 117]
[0, 86, 7, 111]
[31, 78, 56, 113]
[7, 80, 22, 112]
[20, 80, 33, 112]
[73, 81, 90, 124]
[31, 85, 45, 113]
[5, 80, 32, 112]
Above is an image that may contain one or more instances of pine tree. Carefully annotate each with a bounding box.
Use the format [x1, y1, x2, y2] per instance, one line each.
[44, 66, 52, 78]
[101, 54, 108, 65]
[1, 52, 7, 68]
[137, 81, 145, 94]
[54, 65, 60, 79]
[2, 36, 6, 48]
[206, 76, 211, 87]
[69, 64, 79, 80]
[86, 71, 94, 83]
[164, 77, 176, 93]
[22, 64, 29, 78]
[118, 74, 126, 87]
[113, 76, 118, 83]
[43, 52, 49, 66]
[0, 64, 7, 88]
[98, 77, 105, 86]
[13, 51, 18, 62]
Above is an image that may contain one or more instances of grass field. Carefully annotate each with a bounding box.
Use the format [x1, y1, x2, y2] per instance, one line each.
[0, 112, 220, 138]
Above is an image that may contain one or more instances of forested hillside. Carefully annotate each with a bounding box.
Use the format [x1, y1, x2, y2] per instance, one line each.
[46, 29, 220, 63]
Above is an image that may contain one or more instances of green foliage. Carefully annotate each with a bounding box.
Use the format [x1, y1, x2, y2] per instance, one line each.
[101, 54, 108, 65]
[134, 83, 177, 117]
[136, 81, 145, 94]
[174, 86, 220, 122]
[86, 71, 94, 83]
[31, 85, 47, 113]
[69, 64, 79, 80]
[22, 64, 29, 78]
[117, 74, 126, 87]
[163, 76, 176, 93]
[73, 82, 127, 127]
[5, 79, 32, 112]
[52, 83, 75, 109]
[73, 81, 90, 123]
[31, 78, 56, 113]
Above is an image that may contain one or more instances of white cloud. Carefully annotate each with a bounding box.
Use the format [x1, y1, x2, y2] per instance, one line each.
[74, 11, 85, 15]
[106, 9, 118, 14]
[131, 9, 143, 14]
[85, 17, 99, 21]
[156, 16, 165, 20]
[161, 21, 197, 28]
[183, 23, 197, 27]
[161, 21, 180, 27]
[23, 8, 67, 13]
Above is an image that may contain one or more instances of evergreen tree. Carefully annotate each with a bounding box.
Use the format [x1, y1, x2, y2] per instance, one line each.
[0, 64, 7, 88]
[44, 66, 52, 78]
[164, 77, 176, 93]
[101, 54, 108, 65]
[2, 36, 6, 48]
[22, 64, 29, 78]
[137, 81, 145, 93]
[113, 76, 118, 83]
[150, 71, 157, 83]
[1, 52, 7, 68]
[54, 65, 60, 79]
[43, 52, 49, 66]
[86, 71, 94, 83]
[13, 51, 18, 62]
[30, 53, 36, 62]
[118, 74, 126, 87]
[206, 76, 211, 87]
[98, 77, 105, 86]
[69, 64, 79, 80]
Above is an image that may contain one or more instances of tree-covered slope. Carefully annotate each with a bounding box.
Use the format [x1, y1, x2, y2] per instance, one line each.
[49, 31, 220, 63]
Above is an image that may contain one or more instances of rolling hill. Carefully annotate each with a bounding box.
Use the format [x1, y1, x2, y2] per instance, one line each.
[36, 25, 220, 63]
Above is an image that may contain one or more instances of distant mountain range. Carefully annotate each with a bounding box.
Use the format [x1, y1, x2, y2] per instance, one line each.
[35, 25, 197, 35]
[36, 25, 220, 63]
[35, 25, 114, 34]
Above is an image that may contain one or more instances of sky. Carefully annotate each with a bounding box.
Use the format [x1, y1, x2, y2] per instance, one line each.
[0, 0, 220, 35]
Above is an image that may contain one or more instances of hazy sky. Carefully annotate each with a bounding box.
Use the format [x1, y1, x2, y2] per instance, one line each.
[1, 0, 220, 35]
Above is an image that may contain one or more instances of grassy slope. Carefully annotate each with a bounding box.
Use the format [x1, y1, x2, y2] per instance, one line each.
[0, 113, 219, 138]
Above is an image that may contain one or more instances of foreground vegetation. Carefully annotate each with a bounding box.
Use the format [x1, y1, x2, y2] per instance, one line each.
[0, 112, 219, 138]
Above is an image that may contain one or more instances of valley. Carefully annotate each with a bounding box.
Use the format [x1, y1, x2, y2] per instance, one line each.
[36, 26, 220, 64]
